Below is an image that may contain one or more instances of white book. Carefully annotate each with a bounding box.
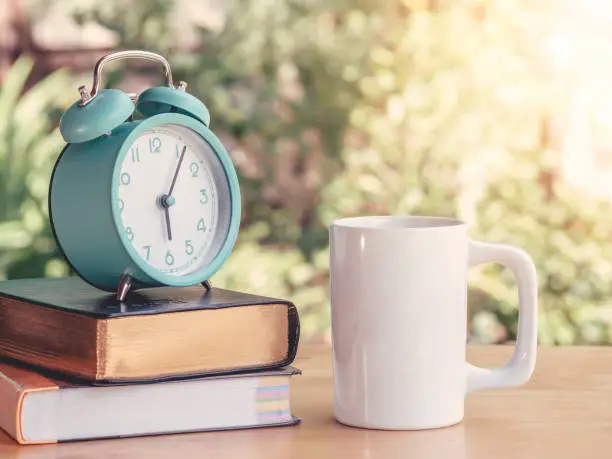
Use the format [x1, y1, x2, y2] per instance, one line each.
[0, 362, 299, 445]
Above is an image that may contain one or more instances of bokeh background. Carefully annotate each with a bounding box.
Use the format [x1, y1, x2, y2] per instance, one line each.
[1, 0, 611, 344]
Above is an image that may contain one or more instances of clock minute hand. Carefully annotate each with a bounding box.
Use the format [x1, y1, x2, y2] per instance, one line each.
[161, 146, 187, 241]
[168, 145, 187, 197]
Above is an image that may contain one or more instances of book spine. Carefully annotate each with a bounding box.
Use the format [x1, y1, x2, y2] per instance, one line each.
[0, 371, 58, 444]
[0, 372, 26, 444]
[285, 304, 300, 366]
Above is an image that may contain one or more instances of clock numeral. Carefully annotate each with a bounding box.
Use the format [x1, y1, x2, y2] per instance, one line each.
[143, 245, 151, 261]
[189, 162, 199, 178]
[118, 198, 125, 213]
[175, 144, 182, 158]
[149, 137, 162, 153]
[125, 226, 134, 241]
[185, 240, 194, 255]
[199, 189, 209, 204]
[197, 218, 207, 232]
[120, 172, 131, 185]
[131, 146, 140, 162]
[165, 250, 175, 266]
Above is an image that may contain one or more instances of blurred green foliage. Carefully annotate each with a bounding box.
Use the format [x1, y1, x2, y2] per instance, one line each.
[4, 0, 612, 343]
[0, 57, 71, 280]
[71, 0, 175, 53]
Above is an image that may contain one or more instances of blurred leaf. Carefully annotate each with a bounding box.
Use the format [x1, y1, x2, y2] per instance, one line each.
[0, 55, 72, 280]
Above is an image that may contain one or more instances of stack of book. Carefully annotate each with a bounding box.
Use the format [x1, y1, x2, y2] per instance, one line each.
[0, 277, 300, 444]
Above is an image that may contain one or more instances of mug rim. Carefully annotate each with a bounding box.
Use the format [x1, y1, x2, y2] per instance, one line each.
[331, 215, 467, 231]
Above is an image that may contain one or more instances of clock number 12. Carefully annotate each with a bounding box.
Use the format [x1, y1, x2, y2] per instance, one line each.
[149, 137, 162, 153]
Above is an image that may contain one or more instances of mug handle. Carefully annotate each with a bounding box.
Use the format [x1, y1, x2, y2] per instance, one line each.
[465, 241, 538, 393]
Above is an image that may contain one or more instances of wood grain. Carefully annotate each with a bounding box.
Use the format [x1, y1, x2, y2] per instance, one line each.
[1, 345, 612, 459]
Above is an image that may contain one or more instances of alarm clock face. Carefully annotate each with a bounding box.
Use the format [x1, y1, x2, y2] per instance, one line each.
[115, 123, 231, 278]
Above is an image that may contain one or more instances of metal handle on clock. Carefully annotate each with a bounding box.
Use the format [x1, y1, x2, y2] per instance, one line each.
[78, 50, 175, 106]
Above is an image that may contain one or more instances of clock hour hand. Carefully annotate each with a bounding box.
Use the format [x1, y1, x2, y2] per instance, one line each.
[160, 145, 186, 241]
[163, 206, 172, 241]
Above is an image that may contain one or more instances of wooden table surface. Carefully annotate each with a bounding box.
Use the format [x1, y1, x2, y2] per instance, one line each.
[1, 344, 612, 459]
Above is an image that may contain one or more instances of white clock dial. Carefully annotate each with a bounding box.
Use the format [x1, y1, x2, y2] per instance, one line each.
[116, 124, 228, 276]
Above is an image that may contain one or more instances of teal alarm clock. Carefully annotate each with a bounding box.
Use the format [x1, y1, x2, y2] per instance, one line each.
[50, 50, 241, 300]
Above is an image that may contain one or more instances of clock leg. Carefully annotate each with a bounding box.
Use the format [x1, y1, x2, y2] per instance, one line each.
[202, 280, 212, 292]
[117, 273, 134, 301]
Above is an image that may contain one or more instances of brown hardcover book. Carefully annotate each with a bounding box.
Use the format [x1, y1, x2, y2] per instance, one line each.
[0, 360, 300, 445]
[0, 277, 299, 384]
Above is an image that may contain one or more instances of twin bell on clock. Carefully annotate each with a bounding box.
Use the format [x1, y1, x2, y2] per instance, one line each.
[51, 50, 241, 301]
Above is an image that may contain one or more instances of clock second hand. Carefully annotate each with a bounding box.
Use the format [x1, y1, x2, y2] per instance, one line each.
[160, 145, 187, 241]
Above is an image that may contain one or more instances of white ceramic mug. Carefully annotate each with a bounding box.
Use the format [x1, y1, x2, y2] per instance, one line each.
[330, 216, 538, 430]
